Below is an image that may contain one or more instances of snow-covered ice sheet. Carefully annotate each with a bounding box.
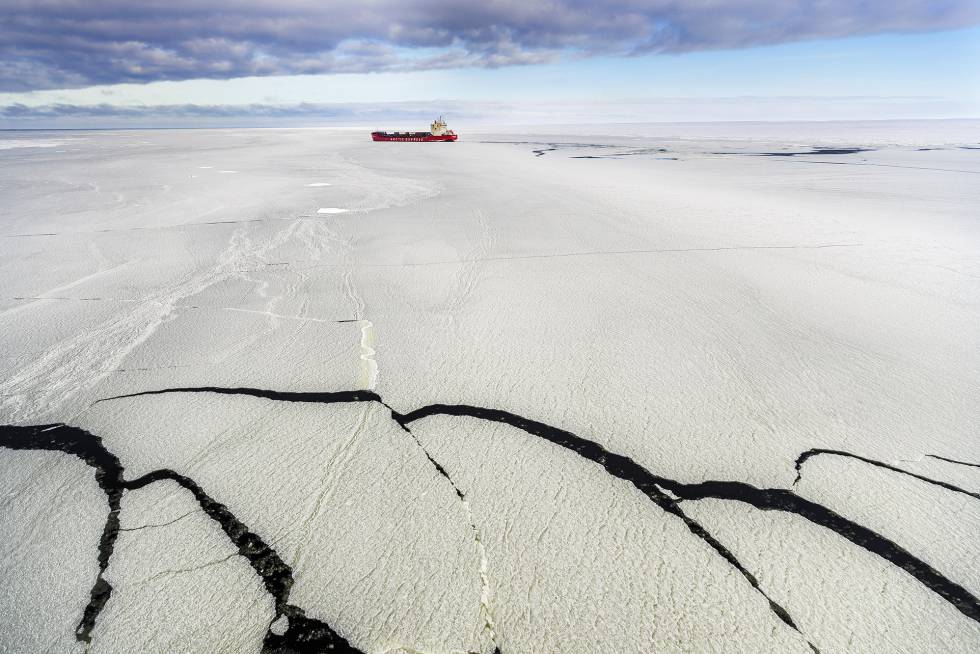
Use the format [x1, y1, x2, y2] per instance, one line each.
[0, 449, 104, 653]
[1, 124, 979, 653]
[91, 480, 273, 653]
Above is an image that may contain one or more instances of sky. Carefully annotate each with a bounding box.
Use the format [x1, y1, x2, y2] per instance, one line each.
[1, 1, 978, 128]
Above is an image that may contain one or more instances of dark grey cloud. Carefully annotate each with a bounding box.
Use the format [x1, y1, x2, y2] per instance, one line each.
[1, 1, 978, 91]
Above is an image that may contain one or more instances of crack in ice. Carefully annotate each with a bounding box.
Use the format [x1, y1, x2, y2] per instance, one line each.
[0, 422, 364, 654]
[793, 448, 980, 501]
[927, 454, 980, 470]
[5, 387, 980, 654]
[393, 420, 500, 652]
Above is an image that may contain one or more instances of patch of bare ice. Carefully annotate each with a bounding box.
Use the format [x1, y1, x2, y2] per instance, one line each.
[359, 320, 378, 390]
[0, 140, 70, 150]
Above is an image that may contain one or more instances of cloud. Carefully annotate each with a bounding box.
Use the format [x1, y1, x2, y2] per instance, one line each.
[1, 1, 978, 91]
[0, 101, 381, 119]
[3, 96, 976, 128]
[0, 100, 481, 127]
[0, 100, 460, 124]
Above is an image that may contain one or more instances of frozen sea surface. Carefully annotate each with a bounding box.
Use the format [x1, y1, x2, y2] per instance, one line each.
[1, 124, 979, 653]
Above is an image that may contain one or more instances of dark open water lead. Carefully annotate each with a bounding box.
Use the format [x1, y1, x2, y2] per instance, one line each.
[2, 385, 978, 653]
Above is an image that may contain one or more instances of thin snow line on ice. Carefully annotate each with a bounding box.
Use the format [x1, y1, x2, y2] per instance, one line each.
[0, 262, 132, 317]
[0, 218, 266, 238]
[337, 254, 377, 390]
[111, 364, 199, 373]
[1, 206, 373, 239]
[390, 242, 865, 266]
[288, 404, 374, 574]
[0, 222, 326, 423]
[6, 295, 142, 303]
[135, 551, 239, 586]
[358, 320, 378, 391]
[117, 509, 201, 532]
[221, 307, 345, 324]
[275, 243, 863, 270]
[780, 159, 980, 175]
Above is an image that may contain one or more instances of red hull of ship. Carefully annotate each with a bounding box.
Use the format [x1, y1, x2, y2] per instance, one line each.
[371, 132, 457, 142]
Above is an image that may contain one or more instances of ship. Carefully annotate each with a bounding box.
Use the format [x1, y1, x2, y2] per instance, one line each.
[372, 116, 458, 142]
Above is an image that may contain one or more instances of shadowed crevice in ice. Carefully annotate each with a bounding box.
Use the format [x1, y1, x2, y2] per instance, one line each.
[393, 406, 815, 647]
[713, 148, 871, 157]
[95, 386, 805, 648]
[97, 387, 980, 626]
[572, 155, 677, 160]
[793, 449, 980, 501]
[479, 140, 622, 158]
[97, 387, 381, 406]
[760, 148, 870, 156]
[396, 403, 980, 625]
[927, 454, 980, 470]
[6, 386, 980, 652]
[655, 497, 812, 646]
[672, 480, 979, 620]
[392, 420, 464, 500]
[0, 423, 364, 654]
[98, 387, 501, 650]
[0, 424, 123, 644]
[124, 470, 361, 654]
[391, 419, 501, 652]
[571, 147, 673, 160]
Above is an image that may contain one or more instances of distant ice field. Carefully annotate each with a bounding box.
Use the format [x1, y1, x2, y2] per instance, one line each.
[1, 123, 979, 653]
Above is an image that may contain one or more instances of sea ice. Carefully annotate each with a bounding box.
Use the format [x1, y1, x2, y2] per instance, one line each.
[1, 123, 978, 653]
